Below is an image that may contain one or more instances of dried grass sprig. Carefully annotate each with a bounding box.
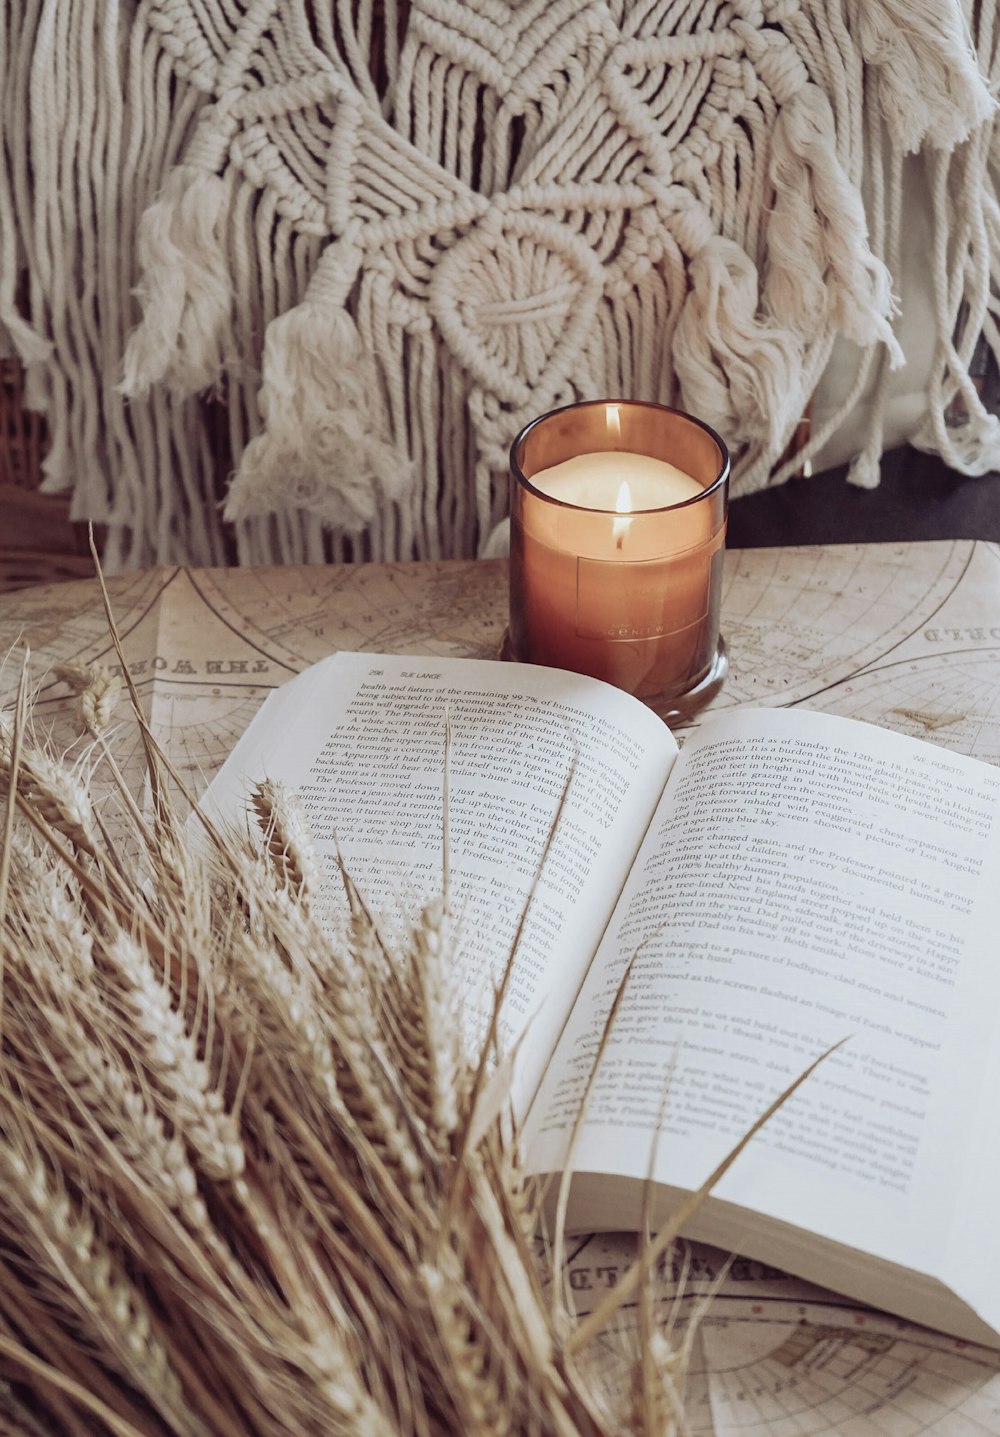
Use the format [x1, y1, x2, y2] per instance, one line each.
[0, 736, 99, 854]
[98, 932, 246, 1185]
[0, 1129, 189, 1429]
[53, 662, 121, 738]
[250, 777, 321, 901]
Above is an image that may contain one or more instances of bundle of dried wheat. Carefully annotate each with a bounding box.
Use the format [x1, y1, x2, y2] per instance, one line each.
[0, 649, 706, 1437]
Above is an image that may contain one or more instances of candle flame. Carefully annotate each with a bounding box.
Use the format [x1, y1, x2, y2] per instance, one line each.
[612, 480, 632, 547]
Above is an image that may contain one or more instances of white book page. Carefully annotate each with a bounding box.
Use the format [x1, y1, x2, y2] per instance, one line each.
[199, 652, 677, 1111]
[524, 706, 1000, 1285]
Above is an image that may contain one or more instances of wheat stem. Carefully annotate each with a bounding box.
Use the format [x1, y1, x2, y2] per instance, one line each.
[0, 1257, 162, 1437]
[568, 1043, 843, 1354]
[0, 657, 30, 1023]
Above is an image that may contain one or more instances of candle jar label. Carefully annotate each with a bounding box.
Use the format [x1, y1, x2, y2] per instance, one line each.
[575, 549, 716, 640]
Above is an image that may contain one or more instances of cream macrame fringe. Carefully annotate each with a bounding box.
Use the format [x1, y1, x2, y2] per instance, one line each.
[2, 0, 998, 570]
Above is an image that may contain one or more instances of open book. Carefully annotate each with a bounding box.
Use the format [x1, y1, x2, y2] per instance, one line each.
[201, 651, 1000, 1347]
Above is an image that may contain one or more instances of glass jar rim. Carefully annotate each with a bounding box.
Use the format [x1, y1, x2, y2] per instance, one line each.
[510, 399, 730, 514]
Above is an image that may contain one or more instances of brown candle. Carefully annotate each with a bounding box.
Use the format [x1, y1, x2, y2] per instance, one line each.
[509, 401, 729, 710]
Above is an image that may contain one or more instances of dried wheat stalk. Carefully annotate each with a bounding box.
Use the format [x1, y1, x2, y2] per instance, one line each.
[0, 651, 717, 1437]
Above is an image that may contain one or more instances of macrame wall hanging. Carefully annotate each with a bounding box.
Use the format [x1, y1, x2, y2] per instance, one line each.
[1, 0, 997, 571]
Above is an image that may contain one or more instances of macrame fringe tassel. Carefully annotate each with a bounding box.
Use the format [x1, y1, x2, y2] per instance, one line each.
[119, 166, 233, 398]
[672, 236, 803, 454]
[846, 451, 882, 489]
[847, 355, 891, 490]
[0, 309, 51, 367]
[855, 0, 995, 152]
[913, 409, 1000, 478]
[766, 84, 902, 363]
[225, 238, 410, 532]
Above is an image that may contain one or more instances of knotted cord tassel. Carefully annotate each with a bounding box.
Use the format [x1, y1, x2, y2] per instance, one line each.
[672, 236, 803, 453]
[225, 234, 411, 532]
[0, 309, 51, 367]
[913, 406, 1000, 478]
[765, 84, 902, 363]
[120, 111, 236, 399]
[853, 0, 995, 153]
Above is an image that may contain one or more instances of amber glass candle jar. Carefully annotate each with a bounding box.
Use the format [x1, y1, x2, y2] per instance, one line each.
[509, 400, 729, 717]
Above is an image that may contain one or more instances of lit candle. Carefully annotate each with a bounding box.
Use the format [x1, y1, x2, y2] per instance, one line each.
[508, 402, 729, 709]
[528, 452, 704, 538]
